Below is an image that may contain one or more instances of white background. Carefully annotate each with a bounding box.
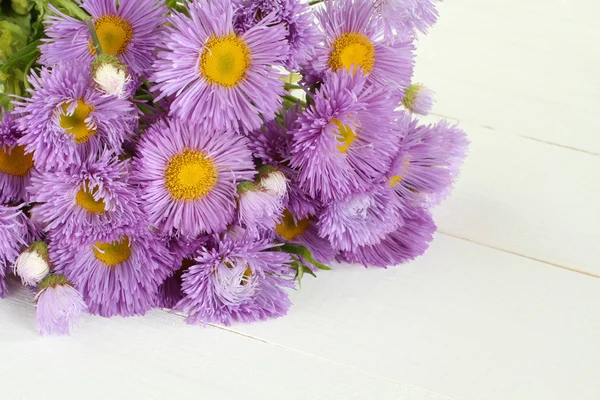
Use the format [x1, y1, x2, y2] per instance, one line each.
[1, 1, 600, 399]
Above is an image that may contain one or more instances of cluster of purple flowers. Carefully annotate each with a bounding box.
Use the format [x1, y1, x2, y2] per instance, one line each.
[0, 0, 467, 335]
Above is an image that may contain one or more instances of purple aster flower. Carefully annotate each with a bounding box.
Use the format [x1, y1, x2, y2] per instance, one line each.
[402, 83, 435, 115]
[40, 0, 167, 77]
[14, 62, 136, 171]
[0, 110, 37, 202]
[276, 209, 335, 263]
[155, 236, 207, 308]
[310, 0, 414, 91]
[289, 70, 401, 202]
[29, 149, 142, 242]
[233, 0, 318, 69]
[257, 166, 288, 200]
[151, 0, 289, 133]
[374, 0, 439, 42]
[0, 204, 38, 297]
[341, 205, 436, 268]
[237, 181, 284, 237]
[51, 224, 172, 317]
[174, 236, 294, 326]
[387, 116, 468, 206]
[318, 184, 403, 251]
[246, 107, 321, 218]
[132, 118, 255, 237]
[35, 274, 87, 336]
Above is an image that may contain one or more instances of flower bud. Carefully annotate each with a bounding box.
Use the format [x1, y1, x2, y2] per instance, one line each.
[13, 241, 50, 286]
[92, 54, 130, 98]
[402, 83, 435, 115]
[257, 166, 287, 199]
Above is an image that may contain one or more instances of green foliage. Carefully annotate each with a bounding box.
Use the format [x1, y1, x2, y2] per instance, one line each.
[274, 243, 333, 287]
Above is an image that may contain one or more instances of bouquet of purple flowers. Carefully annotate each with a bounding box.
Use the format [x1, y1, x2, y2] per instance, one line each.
[0, 0, 467, 335]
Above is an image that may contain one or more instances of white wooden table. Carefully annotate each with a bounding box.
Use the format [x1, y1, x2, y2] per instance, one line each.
[1, 1, 599, 398]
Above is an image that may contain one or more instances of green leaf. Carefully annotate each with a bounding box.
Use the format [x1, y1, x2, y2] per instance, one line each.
[281, 243, 332, 271]
[289, 257, 317, 288]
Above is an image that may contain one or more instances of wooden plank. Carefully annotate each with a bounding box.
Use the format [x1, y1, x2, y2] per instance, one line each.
[413, 0, 600, 154]
[0, 280, 451, 400]
[432, 119, 600, 276]
[221, 234, 600, 400]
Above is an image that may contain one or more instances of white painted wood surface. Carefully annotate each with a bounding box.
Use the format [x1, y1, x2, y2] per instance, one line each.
[2, 1, 600, 399]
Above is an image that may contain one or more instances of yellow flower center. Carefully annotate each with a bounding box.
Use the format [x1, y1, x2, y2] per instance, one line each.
[89, 15, 133, 56]
[165, 148, 218, 201]
[332, 119, 357, 153]
[276, 210, 310, 240]
[94, 236, 131, 266]
[0, 145, 34, 177]
[75, 183, 106, 214]
[389, 158, 410, 187]
[59, 100, 96, 144]
[200, 34, 252, 87]
[328, 32, 375, 74]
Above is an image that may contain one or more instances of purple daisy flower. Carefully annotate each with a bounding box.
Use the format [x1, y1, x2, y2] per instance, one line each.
[310, 0, 414, 90]
[318, 184, 403, 251]
[14, 62, 135, 171]
[387, 116, 469, 206]
[0, 110, 37, 202]
[0, 204, 37, 297]
[40, 0, 167, 76]
[151, 0, 289, 133]
[402, 83, 435, 115]
[174, 236, 294, 326]
[341, 205, 436, 268]
[155, 236, 207, 309]
[35, 274, 87, 336]
[51, 224, 172, 317]
[132, 118, 255, 237]
[289, 70, 401, 202]
[246, 107, 321, 218]
[29, 149, 142, 242]
[276, 209, 335, 263]
[233, 0, 318, 69]
[374, 0, 439, 42]
[237, 182, 284, 238]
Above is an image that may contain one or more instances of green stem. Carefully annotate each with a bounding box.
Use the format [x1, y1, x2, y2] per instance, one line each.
[86, 19, 103, 55]
[282, 94, 306, 107]
[284, 83, 302, 91]
[309, 0, 324, 5]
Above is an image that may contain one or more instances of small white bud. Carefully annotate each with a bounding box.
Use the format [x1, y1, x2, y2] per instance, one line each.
[93, 63, 130, 98]
[259, 170, 288, 199]
[13, 242, 50, 286]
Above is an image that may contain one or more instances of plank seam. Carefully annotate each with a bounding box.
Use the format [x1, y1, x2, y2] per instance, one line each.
[164, 309, 456, 400]
[437, 231, 600, 279]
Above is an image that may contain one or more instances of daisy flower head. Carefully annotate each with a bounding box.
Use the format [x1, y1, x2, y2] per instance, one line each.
[374, 0, 439, 42]
[51, 224, 172, 317]
[29, 149, 142, 242]
[35, 274, 87, 336]
[0, 204, 38, 297]
[174, 236, 294, 326]
[132, 118, 255, 237]
[233, 0, 319, 69]
[318, 184, 403, 251]
[15, 62, 135, 171]
[289, 69, 401, 202]
[341, 205, 436, 268]
[311, 0, 414, 91]
[151, 0, 289, 133]
[40, 0, 167, 76]
[387, 116, 468, 206]
[0, 110, 37, 202]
